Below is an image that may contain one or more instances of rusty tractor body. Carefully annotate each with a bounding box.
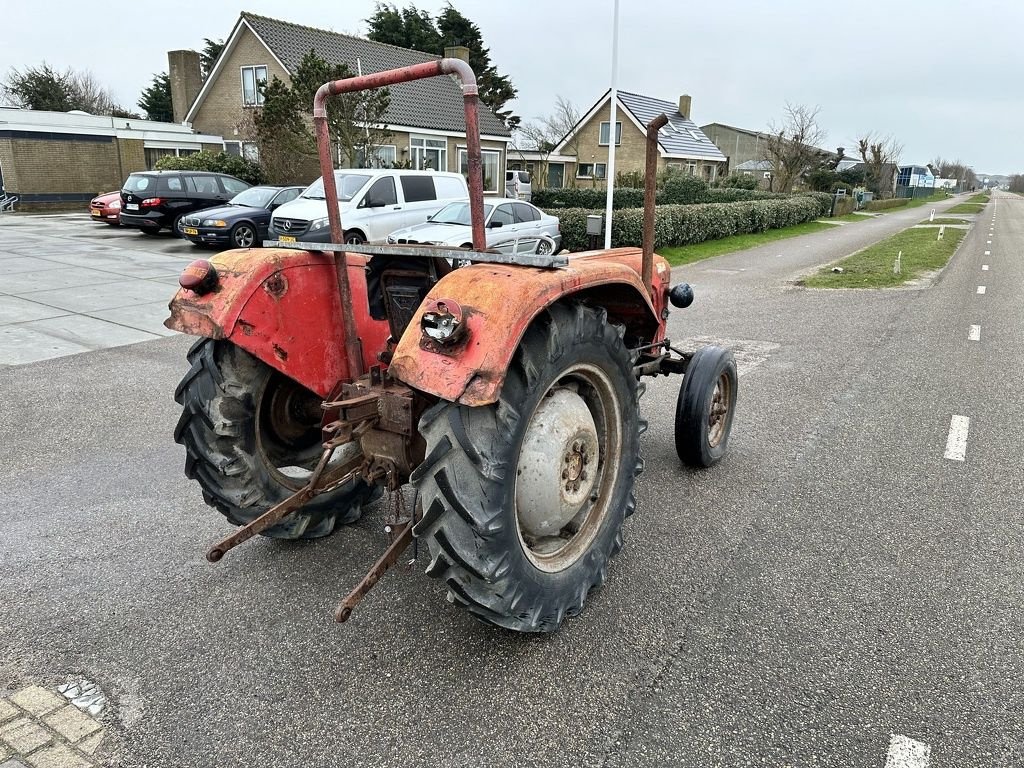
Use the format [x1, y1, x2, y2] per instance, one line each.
[167, 60, 738, 632]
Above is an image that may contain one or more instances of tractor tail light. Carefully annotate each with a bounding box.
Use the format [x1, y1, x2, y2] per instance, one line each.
[179, 259, 219, 295]
[141, 197, 162, 207]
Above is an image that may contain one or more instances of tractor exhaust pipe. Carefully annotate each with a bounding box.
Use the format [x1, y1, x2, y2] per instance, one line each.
[642, 114, 669, 299]
[311, 59, 484, 381]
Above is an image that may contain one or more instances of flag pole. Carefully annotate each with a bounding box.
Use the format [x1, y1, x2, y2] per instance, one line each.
[603, 0, 620, 249]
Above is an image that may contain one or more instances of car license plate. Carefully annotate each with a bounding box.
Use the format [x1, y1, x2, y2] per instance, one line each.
[90, 210, 100, 216]
[278, 235, 296, 242]
[183, 227, 198, 236]
[126, 203, 139, 211]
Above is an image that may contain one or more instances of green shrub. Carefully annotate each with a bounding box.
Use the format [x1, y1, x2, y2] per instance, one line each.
[717, 173, 759, 190]
[660, 173, 708, 204]
[556, 197, 824, 252]
[532, 186, 644, 210]
[864, 197, 909, 212]
[154, 151, 266, 185]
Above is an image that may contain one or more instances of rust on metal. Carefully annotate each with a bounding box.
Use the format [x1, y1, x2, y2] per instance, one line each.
[205, 447, 363, 563]
[334, 520, 414, 623]
[643, 114, 669, 299]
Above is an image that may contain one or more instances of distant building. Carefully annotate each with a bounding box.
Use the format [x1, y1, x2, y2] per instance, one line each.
[896, 165, 935, 198]
[0, 108, 223, 211]
[550, 90, 727, 188]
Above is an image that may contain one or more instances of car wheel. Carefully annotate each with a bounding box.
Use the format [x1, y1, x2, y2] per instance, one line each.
[536, 238, 553, 255]
[344, 230, 365, 245]
[231, 223, 257, 249]
[172, 215, 186, 238]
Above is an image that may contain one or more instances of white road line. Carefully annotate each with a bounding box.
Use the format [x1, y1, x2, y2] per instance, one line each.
[982, 264, 989, 270]
[987, 240, 992, 244]
[969, 325, 981, 341]
[984, 250, 990, 255]
[944, 415, 971, 461]
[977, 286, 986, 294]
[885, 734, 931, 768]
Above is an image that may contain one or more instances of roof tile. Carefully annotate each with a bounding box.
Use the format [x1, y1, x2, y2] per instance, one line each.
[617, 91, 726, 161]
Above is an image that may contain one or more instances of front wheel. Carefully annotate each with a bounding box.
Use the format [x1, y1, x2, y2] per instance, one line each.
[674, 345, 738, 467]
[174, 339, 375, 539]
[344, 230, 366, 245]
[231, 222, 257, 248]
[412, 303, 644, 632]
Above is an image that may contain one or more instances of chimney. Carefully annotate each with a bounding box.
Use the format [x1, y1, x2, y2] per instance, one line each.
[678, 95, 692, 120]
[444, 45, 471, 64]
[168, 50, 203, 124]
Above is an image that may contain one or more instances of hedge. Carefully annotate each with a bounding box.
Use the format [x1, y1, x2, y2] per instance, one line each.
[556, 197, 825, 252]
[864, 198, 909, 212]
[154, 151, 266, 186]
[533, 184, 830, 211]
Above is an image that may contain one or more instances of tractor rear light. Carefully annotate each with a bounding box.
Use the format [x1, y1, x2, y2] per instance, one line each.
[141, 197, 162, 207]
[179, 259, 219, 295]
[420, 299, 465, 346]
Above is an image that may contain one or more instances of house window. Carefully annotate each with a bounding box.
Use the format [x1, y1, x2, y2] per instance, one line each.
[411, 135, 447, 171]
[577, 163, 607, 179]
[242, 142, 260, 162]
[667, 162, 682, 171]
[458, 148, 501, 194]
[687, 162, 697, 176]
[599, 121, 622, 146]
[224, 141, 241, 156]
[355, 145, 397, 168]
[241, 65, 268, 107]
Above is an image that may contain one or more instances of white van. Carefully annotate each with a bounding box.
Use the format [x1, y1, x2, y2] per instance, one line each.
[269, 169, 469, 245]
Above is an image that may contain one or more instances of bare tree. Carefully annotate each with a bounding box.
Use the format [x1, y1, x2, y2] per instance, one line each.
[68, 70, 118, 114]
[761, 104, 827, 193]
[856, 133, 902, 197]
[930, 156, 978, 191]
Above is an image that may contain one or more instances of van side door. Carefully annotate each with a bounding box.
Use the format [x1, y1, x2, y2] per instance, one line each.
[398, 175, 438, 228]
[355, 175, 403, 241]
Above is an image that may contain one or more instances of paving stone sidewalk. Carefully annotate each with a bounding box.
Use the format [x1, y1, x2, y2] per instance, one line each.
[0, 686, 106, 768]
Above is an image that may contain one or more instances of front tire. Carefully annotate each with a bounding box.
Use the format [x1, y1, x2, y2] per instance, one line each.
[174, 339, 375, 539]
[674, 345, 738, 467]
[231, 222, 257, 248]
[344, 230, 366, 245]
[412, 303, 644, 632]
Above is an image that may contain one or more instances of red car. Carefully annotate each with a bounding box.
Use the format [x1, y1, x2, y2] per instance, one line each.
[89, 191, 122, 225]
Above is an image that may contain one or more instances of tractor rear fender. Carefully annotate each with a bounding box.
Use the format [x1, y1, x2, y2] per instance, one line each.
[165, 247, 390, 397]
[390, 248, 671, 407]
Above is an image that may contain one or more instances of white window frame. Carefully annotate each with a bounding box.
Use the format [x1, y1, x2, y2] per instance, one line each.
[577, 163, 594, 179]
[687, 162, 697, 176]
[410, 135, 448, 171]
[598, 121, 622, 147]
[457, 147, 502, 194]
[241, 65, 268, 107]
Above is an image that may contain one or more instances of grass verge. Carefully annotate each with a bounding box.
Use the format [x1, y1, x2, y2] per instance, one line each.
[919, 218, 970, 225]
[801, 226, 966, 288]
[827, 212, 876, 222]
[659, 221, 838, 266]
[946, 203, 986, 214]
[967, 193, 991, 203]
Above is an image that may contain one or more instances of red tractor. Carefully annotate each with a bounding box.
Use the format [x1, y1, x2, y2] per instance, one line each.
[167, 60, 737, 632]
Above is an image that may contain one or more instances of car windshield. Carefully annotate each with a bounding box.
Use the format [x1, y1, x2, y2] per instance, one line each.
[301, 173, 372, 202]
[430, 202, 494, 225]
[229, 187, 277, 208]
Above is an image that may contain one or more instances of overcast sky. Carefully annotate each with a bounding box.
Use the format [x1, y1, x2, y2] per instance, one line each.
[2, 1, 1018, 175]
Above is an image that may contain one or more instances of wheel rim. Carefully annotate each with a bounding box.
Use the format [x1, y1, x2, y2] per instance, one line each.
[235, 226, 255, 248]
[707, 372, 732, 448]
[254, 372, 327, 489]
[536, 239, 552, 255]
[513, 364, 622, 573]
[345, 233, 364, 245]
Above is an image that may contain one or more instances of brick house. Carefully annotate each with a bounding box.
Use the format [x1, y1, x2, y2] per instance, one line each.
[0, 108, 223, 211]
[178, 12, 512, 192]
[549, 90, 727, 188]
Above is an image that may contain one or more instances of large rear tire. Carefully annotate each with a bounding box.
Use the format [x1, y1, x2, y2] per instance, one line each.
[411, 303, 645, 632]
[174, 338, 375, 539]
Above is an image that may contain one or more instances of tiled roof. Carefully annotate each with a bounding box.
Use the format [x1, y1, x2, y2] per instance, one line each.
[241, 12, 511, 138]
[616, 91, 726, 161]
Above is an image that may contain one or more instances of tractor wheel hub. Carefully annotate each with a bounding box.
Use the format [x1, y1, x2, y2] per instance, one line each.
[515, 388, 599, 538]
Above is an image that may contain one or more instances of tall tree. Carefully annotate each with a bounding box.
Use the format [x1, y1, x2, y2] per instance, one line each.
[138, 72, 173, 122]
[761, 103, 827, 192]
[856, 133, 902, 196]
[200, 39, 225, 81]
[1, 64, 75, 110]
[366, 3, 519, 130]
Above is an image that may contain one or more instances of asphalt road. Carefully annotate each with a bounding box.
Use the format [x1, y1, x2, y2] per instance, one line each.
[1, 193, 1020, 767]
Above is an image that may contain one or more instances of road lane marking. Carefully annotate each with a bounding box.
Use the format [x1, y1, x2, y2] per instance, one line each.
[969, 325, 981, 341]
[885, 734, 931, 768]
[944, 416, 970, 461]
[984, 250, 990, 255]
[987, 240, 992, 244]
[977, 286, 986, 294]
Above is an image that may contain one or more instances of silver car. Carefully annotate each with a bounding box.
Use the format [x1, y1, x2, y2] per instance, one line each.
[386, 198, 560, 254]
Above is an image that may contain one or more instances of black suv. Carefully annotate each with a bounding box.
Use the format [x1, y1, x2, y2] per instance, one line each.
[119, 171, 251, 236]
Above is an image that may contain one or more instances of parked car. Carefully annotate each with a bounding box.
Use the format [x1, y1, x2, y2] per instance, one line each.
[386, 198, 560, 254]
[89, 191, 122, 225]
[119, 171, 251, 236]
[268, 169, 468, 245]
[505, 170, 532, 201]
[180, 185, 305, 248]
